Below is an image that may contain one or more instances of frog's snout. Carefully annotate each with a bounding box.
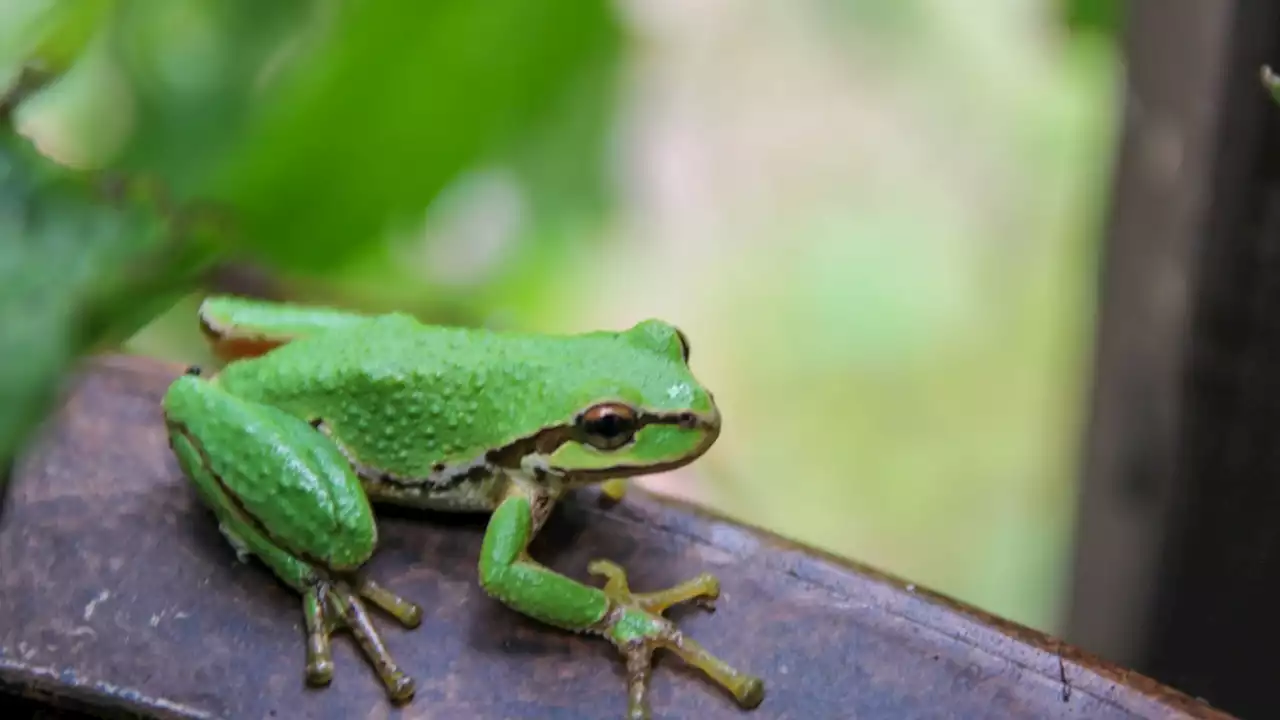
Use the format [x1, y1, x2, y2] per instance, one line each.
[693, 403, 722, 455]
[703, 403, 722, 434]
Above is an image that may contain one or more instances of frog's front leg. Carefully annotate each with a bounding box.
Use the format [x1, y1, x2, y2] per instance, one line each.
[163, 374, 422, 702]
[478, 481, 764, 719]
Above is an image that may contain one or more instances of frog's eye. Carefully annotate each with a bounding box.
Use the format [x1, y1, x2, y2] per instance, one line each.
[578, 403, 639, 451]
[674, 327, 691, 363]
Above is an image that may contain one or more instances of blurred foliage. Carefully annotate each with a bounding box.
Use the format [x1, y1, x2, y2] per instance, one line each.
[4, 0, 1122, 641]
[1062, 0, 1123, 39]
[0, 0, 622, 466]
[0, 69, 220, 465]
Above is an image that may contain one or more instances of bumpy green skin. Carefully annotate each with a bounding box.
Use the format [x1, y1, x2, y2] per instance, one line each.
[165, 377, 375, 573]
[211, 313, 715, 484]
[201, 294, 371, 340]
[164, 296, 760, 718]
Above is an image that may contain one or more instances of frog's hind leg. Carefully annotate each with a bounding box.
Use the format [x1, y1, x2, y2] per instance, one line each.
[213, 513, 422, 702]
[163, 375, 422, 702]
[198, 294, 374, 362]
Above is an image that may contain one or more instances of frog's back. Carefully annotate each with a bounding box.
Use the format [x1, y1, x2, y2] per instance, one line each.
[221, 313, 479, 378]
[219, 313, 597, 387]
[214, 315, 594, 478]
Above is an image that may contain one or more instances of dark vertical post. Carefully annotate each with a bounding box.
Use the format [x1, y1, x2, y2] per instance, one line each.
[1067, 0, 1237, 667]
[1069, 2, 1280, 717]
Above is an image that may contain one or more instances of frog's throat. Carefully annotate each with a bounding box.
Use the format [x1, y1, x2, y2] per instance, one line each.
[318, 408, 721, 492]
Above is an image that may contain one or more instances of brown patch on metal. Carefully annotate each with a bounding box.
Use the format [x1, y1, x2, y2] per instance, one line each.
[0, 355, 1237, 720]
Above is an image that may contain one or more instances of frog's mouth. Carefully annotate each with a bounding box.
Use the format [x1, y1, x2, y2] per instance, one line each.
[482, 405, 720, 486]
[550, 406, 722, 484]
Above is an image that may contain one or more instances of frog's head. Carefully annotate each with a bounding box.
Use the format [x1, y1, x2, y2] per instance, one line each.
[529, 319, 721, 484]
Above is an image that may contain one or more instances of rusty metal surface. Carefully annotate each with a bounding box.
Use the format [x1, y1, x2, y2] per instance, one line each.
[0, 355, 1232, 719]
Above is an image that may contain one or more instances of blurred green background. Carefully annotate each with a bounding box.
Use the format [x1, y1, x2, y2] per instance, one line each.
[1, 0, 1122, 634]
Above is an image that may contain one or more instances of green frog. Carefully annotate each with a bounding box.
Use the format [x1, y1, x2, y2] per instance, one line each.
[161, 295, 764, 719]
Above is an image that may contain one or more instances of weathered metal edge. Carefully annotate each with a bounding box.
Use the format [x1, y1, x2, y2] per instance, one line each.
[0, 657, 214, 720]
[2, 353, 1232, 720]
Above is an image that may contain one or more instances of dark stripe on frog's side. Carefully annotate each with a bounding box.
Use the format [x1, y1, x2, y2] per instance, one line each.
[312, 408, 711, 498]
[310, 419, 574, 510]
[166, 419, 365, 575]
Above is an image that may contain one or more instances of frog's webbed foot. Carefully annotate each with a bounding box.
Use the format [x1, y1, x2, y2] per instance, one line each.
[588, 559, 720, 613]
[303, 577, 423, 704]
[599, 479, 630, 504]
[587, 560, 764, 720]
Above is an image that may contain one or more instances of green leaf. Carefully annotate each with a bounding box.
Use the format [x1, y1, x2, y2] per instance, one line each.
[43, 0, 621, 279]
[0, 0, 111, 78]
[211, 0, 622, 271]
[504, 47, 620, 236]
[0, 82, 222, 464]
[1062, 0, 1123, 39]
[105, 0, 318, 195]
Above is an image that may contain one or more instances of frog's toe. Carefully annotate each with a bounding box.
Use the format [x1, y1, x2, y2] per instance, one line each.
[588, 560, 719, 614]
[356, 576, 423, 628]
[613, 624, 764, 717]
[622, 644, 656, 720]
[657, 632, 765, 710]
[305, 657, 334, 687]
[385, 672, 416, 704]
[317, 581, 418, 704]
[635, 572, 720, 614]
[592, 564, 764, 715]
[302, 587, 336, 687]
[588, 558, 632, 596]
[736, 676, 766, 708]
